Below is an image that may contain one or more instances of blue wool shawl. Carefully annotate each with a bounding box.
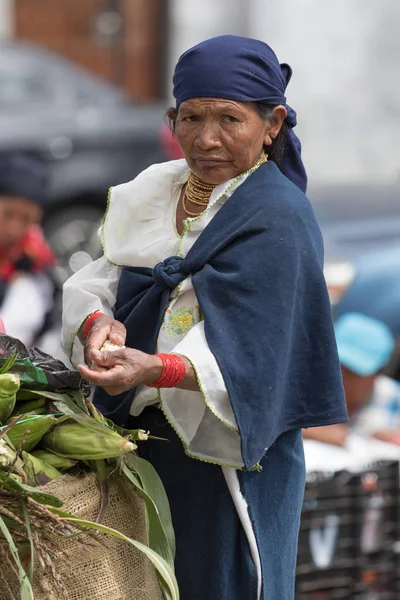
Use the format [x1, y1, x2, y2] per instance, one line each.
[94, 161, 347, 469]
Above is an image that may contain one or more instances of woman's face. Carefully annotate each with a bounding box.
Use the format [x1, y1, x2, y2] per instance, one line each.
[0, 196, 42, 249]
[173, 98, 286, 184]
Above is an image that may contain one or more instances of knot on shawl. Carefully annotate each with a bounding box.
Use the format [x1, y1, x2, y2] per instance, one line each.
[153, 256, 185, 290]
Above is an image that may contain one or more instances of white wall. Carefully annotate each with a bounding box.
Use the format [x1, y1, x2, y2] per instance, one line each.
[167, 0, 248, 98]
[0, 0, 13, 39]
[249, 0, 400, 184]
[168, 0, 400, 184]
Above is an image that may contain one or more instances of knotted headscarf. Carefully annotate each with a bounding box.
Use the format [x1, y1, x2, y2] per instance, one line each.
[173, 35, 307, 193]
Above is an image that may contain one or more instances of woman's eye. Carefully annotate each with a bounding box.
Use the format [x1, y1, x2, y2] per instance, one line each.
[223, 115, 239, 123]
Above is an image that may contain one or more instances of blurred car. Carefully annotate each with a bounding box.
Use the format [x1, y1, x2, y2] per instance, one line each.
[0, 40, 171, 283]
[310, 183, 400, 337]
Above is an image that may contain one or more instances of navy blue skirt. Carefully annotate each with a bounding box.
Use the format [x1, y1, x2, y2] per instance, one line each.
[131, 407, 305, 600]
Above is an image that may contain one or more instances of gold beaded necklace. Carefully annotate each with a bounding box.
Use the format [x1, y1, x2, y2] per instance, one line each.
[182, 152, 268, 217]
[182, 173, 217, 217]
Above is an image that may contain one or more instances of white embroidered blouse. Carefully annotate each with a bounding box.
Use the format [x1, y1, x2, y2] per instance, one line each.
[62, 159, 260, 469]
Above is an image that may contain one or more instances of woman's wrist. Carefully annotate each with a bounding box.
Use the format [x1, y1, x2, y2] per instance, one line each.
[82, 310, 106, 339]
[146, 353, 186, 388]
[145, 354, 199, 391]
[78, 311, 108, 344]
[144, 354, 164, 385]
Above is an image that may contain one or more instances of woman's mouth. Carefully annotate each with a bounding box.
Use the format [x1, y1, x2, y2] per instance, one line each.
[194, 158, 229, 167]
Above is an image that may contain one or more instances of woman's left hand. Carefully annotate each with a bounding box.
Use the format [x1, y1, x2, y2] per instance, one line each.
[78, 347, 162, 395]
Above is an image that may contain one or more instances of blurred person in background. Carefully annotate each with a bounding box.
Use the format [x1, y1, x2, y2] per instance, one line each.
[62, 35, 346, 600]
[0, 154, 55, 346]
[159, 124, 184, 159]
[303, 312, 400, 446]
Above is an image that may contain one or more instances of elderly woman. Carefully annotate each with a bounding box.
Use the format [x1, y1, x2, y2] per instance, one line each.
[62, 36, 347, 600]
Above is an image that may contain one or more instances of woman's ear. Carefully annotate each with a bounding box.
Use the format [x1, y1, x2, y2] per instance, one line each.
[167, 107, 177, 122]
[166, 107, 178, 134]
[264, 105, 287, 144]
[263, 133, 273, 146]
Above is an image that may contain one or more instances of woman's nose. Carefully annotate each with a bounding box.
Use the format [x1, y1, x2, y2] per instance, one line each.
[194, 123, 222, 150]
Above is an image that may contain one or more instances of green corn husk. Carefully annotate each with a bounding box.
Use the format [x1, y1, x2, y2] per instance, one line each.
[7, 415, 56, 452]
[0, 373, 20, 423]
[14, 397, 46, 415]
[22, 451, 62, 486]
[31, 448, 77, 471]
[16, 389, 40, 401]
[42, 417, 137, 460]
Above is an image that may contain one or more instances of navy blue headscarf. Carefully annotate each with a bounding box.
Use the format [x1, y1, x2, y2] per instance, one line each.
[0, 153, 49, 207]
[173, 35, 307, 193]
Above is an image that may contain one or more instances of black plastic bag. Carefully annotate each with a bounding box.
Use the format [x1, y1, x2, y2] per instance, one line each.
[0, 333, 83, 391]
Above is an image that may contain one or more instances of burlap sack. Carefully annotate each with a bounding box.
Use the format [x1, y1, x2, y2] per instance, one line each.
[0, 472, 163, 600]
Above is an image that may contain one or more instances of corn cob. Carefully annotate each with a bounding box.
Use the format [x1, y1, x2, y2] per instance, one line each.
[14, 397, 46, 415]
[16, 389, 39, 402]
[22, 451, 61, 486]
[42, 418, 136, 460]
[100, 340, 125, 352]
[31, 449, 77, 471]
[7, 415, 55, 452]
[0, 373, 20, 423]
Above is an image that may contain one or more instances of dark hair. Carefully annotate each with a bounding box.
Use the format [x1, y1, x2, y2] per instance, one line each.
[166, 103, 288, 168]
[166, 107, 178, 126]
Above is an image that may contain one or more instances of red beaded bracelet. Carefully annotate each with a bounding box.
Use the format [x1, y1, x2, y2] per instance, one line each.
[83, 310, 106, 339]
[147, 353, 186, 388]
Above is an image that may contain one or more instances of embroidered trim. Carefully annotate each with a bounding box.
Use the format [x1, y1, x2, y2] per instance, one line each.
[158, 389, 244, 469]
[176, 350, 239, 434]
[101, 187, 120, 267]
[177, 219, 190, 257]
[172, 172, 189, 245]
[69, 312, 92, 366]
[248, 462, 263, 472]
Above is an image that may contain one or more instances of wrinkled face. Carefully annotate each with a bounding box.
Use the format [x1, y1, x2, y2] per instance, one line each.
[0, 196, 42, 249]
[173, 97, 285, 184]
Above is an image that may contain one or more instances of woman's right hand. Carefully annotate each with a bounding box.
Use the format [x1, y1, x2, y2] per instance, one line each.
[79, 314, 126, 367]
